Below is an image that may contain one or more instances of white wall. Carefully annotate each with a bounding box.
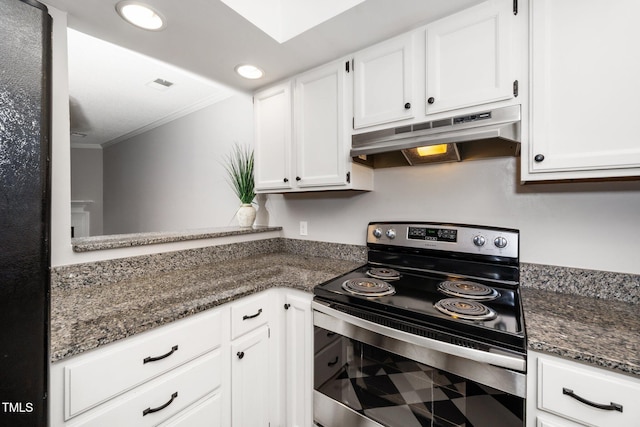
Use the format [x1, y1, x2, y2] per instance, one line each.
[102, 94, 253, 235]
[70, 146, 103, 235]
[264, 157, 640, 275]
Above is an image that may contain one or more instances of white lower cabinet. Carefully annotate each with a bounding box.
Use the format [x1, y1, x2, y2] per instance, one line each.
[65, 351, 221, 426]
[231, 326, 271, 427]
[159, 391, 222, 427]
[283, 291, 313, 427]
[527, 351, 640, 427]
[50, 307, 228, 426]
[51, 289, 313, 427]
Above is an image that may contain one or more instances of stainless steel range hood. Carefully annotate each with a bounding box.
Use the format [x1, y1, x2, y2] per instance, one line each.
[351, 105, 521, 168]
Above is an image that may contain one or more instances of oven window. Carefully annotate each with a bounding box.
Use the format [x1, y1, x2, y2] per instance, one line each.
[315, 327, 524, 427]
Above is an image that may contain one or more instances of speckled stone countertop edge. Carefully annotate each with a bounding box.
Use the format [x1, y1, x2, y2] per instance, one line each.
[50, 281, 313, 362]
[527, 341, 640, 377]
[521, 287, 640, 378]
[71, 226, 283, 252]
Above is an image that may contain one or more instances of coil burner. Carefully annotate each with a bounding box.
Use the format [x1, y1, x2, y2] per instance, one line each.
[342, 278, 396, 297]
[438, 280, 499, 301]
[366, 267, 401, 281]
[434, 298, 497, 321]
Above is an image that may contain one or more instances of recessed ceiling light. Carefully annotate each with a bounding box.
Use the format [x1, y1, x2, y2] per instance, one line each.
[116, 1, 166, 31]
[235, 64, 264, 80]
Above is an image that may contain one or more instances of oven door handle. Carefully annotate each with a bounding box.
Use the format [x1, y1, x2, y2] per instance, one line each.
[313, 301, 526, 398]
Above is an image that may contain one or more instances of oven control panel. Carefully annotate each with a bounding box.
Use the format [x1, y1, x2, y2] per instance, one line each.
[368, 222, 518, 259]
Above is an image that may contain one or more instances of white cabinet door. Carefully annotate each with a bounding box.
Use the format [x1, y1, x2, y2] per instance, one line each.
[254, 82, 293, 191]
[526, 0, 640, 180]
[231, 326, 270, 427]
[283, 292, 313, 427]
[294, 61, 349, 188]
[425, 0, 515, 115]
[353, 33, 414, 128]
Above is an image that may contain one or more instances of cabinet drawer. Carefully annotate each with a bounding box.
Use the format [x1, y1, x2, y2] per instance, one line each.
[68, 351, 221, 426]
[231, 291, 270, 339]
[64, 309, 223, 419]
[538, 357, 640, 427]
[159, 390, 221, 427]
[314, 337, 344, 388]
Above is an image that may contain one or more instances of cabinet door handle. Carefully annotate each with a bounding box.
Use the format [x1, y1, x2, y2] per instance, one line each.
[283, 177, 289, 183]
[237, 351, 245, 359]
[143, 345, 178, 364]
[242, 308, 262, 320]
[295, 176, 301, 181]
[534, 154, 545, 162]
[404, 102, 411, 109]
[427, 97, 435, 104]
[284, 303, 291, 310]
[142, 392, 178, 416]
[327, 356, 339, 367]
[562, 388, 623, 413]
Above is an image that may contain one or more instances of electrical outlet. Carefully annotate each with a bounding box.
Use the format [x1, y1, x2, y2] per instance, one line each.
[299, 221, 308, 236]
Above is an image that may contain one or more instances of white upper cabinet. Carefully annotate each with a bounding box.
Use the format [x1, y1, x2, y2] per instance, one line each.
[254, 82, 293, 192]
[294, 61, 348, 188]
[525, 0, 640, 181]
[425, 0, 516, 115]
[254, 59, 373, 193]
[353, 33, 414, 129]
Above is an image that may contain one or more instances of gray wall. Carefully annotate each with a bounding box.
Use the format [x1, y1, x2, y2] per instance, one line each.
[103, 94, 253, 235]
[264, 157, 640, 275]
[70, 146, 103, 236]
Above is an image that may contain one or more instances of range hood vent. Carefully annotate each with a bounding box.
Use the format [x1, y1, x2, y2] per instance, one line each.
[351, 105, 521, 168]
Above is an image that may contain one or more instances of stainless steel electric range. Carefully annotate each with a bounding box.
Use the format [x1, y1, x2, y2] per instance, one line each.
[313, 222, 526, 427]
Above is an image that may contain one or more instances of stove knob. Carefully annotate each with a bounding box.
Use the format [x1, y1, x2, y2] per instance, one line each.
[385, 229, 396, 239]
[473, 235, 486, 247]
[494, 236, 508, 248]
[372, 228, 383, 238]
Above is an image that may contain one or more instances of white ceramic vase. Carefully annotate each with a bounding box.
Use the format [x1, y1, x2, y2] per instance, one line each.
[237, 203, 256, 227]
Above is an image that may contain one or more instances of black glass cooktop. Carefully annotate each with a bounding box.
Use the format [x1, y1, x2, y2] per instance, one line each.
[314, 264, 525, 353]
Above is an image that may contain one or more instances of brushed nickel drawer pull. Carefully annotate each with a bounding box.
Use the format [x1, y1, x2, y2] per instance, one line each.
[562, 388, 623, 412]
[243, 308, 262, 320]
[143, 345, 178, 364]
[143, 392, 178, 416]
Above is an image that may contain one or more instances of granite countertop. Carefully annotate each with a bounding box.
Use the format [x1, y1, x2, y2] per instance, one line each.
[71, 226, 283, 252]
[52, 249, 640, 380]
[522, 287, 640, 377]
[51, 252, 362, 362]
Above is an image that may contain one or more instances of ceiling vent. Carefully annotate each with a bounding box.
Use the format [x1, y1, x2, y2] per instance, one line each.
[146, 78, 174, 91]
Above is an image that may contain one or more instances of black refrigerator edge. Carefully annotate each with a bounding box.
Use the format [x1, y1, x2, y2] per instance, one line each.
[0, 0, 52, 425]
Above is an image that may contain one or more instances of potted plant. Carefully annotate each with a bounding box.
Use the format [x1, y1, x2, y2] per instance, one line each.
[223, 143, 256, 227]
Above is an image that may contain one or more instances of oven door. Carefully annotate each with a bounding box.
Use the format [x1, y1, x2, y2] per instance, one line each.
[313, 300, 526, 427]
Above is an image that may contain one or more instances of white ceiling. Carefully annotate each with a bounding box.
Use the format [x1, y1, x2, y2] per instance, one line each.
[46, 0, 486, 146]
[67, 29, 235, 147]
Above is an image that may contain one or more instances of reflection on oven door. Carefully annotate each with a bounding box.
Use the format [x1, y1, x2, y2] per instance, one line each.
[314, 326, 524, 427]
